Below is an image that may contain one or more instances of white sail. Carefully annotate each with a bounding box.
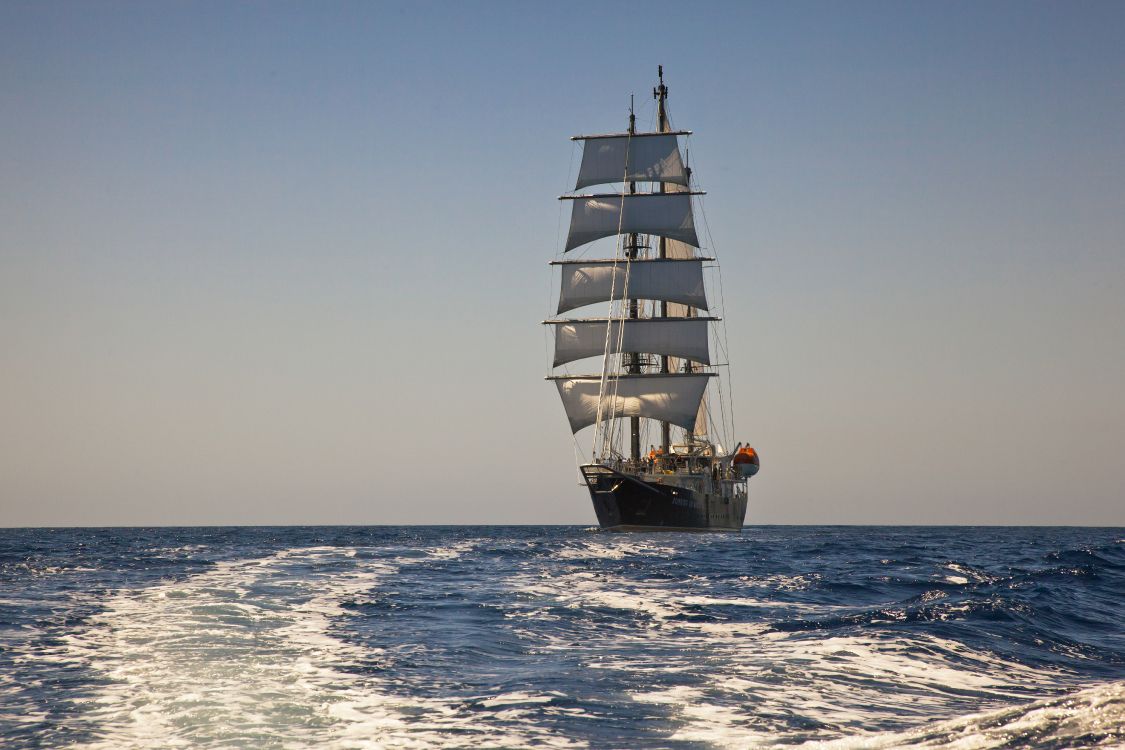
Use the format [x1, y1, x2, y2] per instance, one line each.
[664, 238, 696, 260]
[575, 134, 688, 190]
[664, 238, 698, 316]
[549, 318, 712, 367]
[556, 259, 708, 314]
[552, 374, 714, 433]
[564, 194, 699, 252]
[692, 392, 709, 436]
[658, 157, 701, 338]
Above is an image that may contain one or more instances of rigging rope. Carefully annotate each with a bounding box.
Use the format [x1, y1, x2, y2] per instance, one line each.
[695, 164, 738, 447]
[592, 127, 634, 462]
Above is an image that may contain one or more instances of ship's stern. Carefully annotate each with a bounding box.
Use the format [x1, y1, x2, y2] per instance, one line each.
[580, 464, 745, 531]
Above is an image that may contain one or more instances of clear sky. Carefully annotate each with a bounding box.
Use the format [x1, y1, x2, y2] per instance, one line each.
[2, 1, 1123, 526]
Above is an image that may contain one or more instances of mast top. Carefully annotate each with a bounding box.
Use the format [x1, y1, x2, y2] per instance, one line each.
[654, 65, 668, 105]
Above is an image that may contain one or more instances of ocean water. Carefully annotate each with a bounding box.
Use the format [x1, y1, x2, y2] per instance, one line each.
[0, 526, 1122, 749]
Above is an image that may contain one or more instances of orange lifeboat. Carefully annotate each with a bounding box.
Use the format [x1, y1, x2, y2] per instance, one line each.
[733, 445, 760, 477]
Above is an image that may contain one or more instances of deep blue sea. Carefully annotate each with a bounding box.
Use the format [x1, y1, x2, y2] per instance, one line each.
[1, 526, 1122, 749]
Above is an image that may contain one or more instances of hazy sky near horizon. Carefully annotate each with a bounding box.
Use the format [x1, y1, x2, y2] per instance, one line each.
[2, 1, 1123, 526]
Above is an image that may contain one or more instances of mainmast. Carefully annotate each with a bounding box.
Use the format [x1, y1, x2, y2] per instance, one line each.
[626, 96, 641, 463]
[655, 65, 671, 456]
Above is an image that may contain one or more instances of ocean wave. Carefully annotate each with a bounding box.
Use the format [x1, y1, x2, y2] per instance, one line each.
[509, 564, 1077, 740]
[797, 680, 1124, 749]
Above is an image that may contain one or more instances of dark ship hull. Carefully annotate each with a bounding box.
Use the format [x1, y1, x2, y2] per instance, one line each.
[580, 464, 748, 532]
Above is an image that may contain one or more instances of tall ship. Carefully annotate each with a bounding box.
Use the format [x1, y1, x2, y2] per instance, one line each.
[545, 67, 760, 532]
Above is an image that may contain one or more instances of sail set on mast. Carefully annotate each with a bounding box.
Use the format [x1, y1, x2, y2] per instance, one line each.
[546, 112, 720, 457]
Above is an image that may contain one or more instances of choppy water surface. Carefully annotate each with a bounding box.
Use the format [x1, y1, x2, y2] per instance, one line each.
[0, 526, 1122, 749]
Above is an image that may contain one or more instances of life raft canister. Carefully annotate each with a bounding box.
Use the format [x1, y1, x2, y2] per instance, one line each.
[733, 446, 760, 477]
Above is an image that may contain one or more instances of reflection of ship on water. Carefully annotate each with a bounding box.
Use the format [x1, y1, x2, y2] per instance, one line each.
[544, 67, 760, 531]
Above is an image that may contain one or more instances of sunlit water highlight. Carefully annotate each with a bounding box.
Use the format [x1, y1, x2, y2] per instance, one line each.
[1, 526, 1122, 748]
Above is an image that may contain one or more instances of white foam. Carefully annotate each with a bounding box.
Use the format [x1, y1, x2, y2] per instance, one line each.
[506, 566, 1096, 747]
[553, 540, 678, 560]
[479, 691, 561, 707]
[425, 540, 479, 560]
[793, 681, 1125, 749]
[39, 545, 585, 749]
[738, 572, 825, 591]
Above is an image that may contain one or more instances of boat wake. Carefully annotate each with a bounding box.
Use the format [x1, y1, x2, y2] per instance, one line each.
[1, 527, 1121, 749]
[52, 544, 582, 749]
